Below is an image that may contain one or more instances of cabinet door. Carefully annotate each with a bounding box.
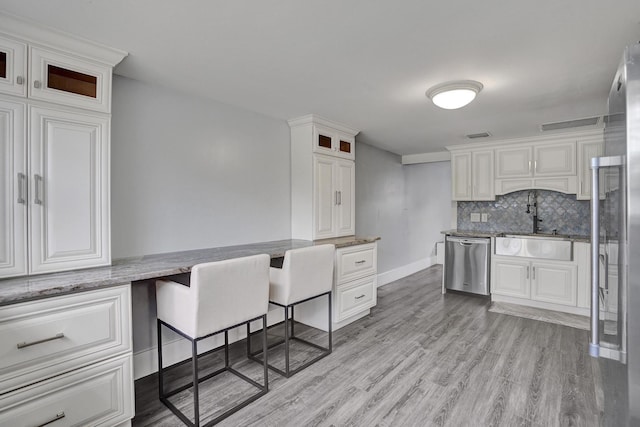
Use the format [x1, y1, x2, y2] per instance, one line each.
[531, 261, 577, 306]
[313, 125, 337, 157]
[472, 149, 495, 200]
[451, 152, 472, 200]
[577, 139, 605, 200]
[335, 159, 355, 236]
[29, 47, 111, 113]
[0, 35, 27, 97]
[491, 257, 530, 298]
[0, 100, 27, 278]
[313, 155, 336, 239]
[29, 106, 110, 274]
[533, 141, 576, 176]
[495, 146, 532, 178]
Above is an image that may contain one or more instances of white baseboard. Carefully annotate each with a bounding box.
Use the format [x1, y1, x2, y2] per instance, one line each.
[377, 256, 437, 287]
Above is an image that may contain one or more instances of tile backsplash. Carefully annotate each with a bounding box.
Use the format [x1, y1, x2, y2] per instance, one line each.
[457, 190, 591, 236]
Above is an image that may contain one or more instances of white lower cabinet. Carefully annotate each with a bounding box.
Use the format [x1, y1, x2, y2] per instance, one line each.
[492, 252, 581, 313]
[334, 243, 377, 323]
[0, 353, 133, 427]
[530, 262, 577, 306]
[0, 285, 134, 425]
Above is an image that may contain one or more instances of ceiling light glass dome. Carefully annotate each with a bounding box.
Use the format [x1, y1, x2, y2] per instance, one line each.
[426, 80, 483, 110]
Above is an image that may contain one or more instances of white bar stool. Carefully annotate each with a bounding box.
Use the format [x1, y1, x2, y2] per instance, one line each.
[156, 254, 270, 427]
[249, 244, 335, 377]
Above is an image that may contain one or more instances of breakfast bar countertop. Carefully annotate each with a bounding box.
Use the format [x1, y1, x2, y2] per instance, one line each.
[0, 236, 380, 306]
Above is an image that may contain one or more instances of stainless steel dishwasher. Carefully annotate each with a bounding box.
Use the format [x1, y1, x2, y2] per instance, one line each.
[444, 236, 490, 295]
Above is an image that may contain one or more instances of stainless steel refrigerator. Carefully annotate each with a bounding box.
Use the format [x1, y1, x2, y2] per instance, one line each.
[590, 43, 640, 426]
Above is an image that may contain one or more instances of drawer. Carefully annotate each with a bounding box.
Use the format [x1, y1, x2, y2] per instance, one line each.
[0, 353, 134, 426]
[336, 243, 377, 283]
[335, 275, 377, 322]
[0, 285, 131, 394]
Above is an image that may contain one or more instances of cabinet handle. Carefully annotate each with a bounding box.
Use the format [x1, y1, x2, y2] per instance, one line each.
[35, 412, 66, 427]
[335, 191, 339, 205]
[338, 191, 342, 205]
[532, 266, 536, 280]
[17, 332, 65, 349]
[34, 80, 42, 89]
[355, 294, 366, 300]
[17, 173, 26, 204]
[534, 160, 537, 172]
[355, 260, 366, 265]
[528, 160, 532, 172]
[16, 76, 24, 85]
[526, 266, 530, 279]
[34, 174, 43, 205]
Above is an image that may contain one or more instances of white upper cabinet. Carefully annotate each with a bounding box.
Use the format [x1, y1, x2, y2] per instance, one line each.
[577, 135, 605, 200]
[495, 146, 532, 178]
[495, 141, 575, 178]
[29, 106, 110, 274]
[0, 35, 27, 98]
[0, 99, 27, 277]
[290, 114, 359, 240]
[0, 13, 126, 278]
[28, 47, 111, 113]
[313, 124, 355, 160]
[450, 149, 494, 201]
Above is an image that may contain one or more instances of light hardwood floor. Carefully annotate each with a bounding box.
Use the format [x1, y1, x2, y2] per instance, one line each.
[132, 265, 602, 426]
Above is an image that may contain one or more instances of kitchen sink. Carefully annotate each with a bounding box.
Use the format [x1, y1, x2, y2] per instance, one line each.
[495, 235, 573, 261]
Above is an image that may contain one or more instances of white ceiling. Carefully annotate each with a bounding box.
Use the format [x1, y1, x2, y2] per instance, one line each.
[2, 1, 640, 155]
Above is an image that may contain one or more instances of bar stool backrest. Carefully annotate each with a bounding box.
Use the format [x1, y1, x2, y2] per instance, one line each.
[271, 244, 335, 306]
[189, 254, 270, 337]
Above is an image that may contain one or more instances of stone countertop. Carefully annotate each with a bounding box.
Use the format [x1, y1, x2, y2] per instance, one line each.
[441, 229, 590, 243]
[0, 236, 379, 306]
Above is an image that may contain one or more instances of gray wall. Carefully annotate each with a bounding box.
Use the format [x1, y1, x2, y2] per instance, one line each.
[111, 76, 291, 354]
[405, 161, 452, 260]
[355, 143, 452, 273]
[111, 75, 291, 259]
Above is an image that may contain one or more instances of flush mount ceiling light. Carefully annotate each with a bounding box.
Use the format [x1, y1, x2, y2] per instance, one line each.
[426, 80, 483, 110]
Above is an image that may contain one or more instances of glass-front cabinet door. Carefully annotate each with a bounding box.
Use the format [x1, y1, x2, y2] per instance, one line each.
[29, 46, 111, 113]
[0, 35, 27, 97]
[312, 125, 355, 160]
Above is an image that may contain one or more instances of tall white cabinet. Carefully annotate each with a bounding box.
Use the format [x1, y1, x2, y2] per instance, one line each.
[290, 114, 359, 240]
[0, 14, 126, 278]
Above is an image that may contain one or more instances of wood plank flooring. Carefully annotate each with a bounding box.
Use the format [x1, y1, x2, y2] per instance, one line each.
[132, 265, 602, 426]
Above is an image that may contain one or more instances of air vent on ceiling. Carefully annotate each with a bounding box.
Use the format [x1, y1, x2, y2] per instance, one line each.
[466, 132, 492, 139]
[540, 116, 601, 132]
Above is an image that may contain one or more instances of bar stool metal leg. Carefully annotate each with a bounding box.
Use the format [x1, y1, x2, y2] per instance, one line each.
[192, 339, 200, 427]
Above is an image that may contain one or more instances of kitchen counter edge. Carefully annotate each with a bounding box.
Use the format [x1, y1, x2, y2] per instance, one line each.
[0, 236, 380, 306]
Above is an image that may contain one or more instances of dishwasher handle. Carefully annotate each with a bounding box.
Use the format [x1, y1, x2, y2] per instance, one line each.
[446, 236, 490, 245]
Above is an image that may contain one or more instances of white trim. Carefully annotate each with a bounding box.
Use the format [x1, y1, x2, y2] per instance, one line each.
[490, 294, 590, 317]
[0, 12, 127, 67]
[287, 114, 360, 136]
[377, 256, 436, 287]
[445, 128, 603, 152]
[401, 151, 451, 164]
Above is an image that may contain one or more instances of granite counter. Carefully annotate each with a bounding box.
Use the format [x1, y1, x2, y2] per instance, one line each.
[0, 236, 380, 306]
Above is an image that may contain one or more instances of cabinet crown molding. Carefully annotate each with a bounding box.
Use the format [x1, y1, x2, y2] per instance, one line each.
[288, 114, 360, 136]
[0, 11, 127, 67]
[445, 128, 603, 152]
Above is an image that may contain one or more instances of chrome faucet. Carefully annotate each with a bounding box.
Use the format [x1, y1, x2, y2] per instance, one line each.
[527, 190, 543, 234]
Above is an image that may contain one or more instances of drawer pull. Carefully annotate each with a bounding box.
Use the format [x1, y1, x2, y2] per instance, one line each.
[355, 294, 366, 300]
[36, 412, 65, 427]
[17, 332, 65, 349]
[355, 260, 366, 265]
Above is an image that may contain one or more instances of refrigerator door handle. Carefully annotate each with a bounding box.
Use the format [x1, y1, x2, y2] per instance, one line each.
[590, 158, 601, 358]
[590, 155, 625, 359]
